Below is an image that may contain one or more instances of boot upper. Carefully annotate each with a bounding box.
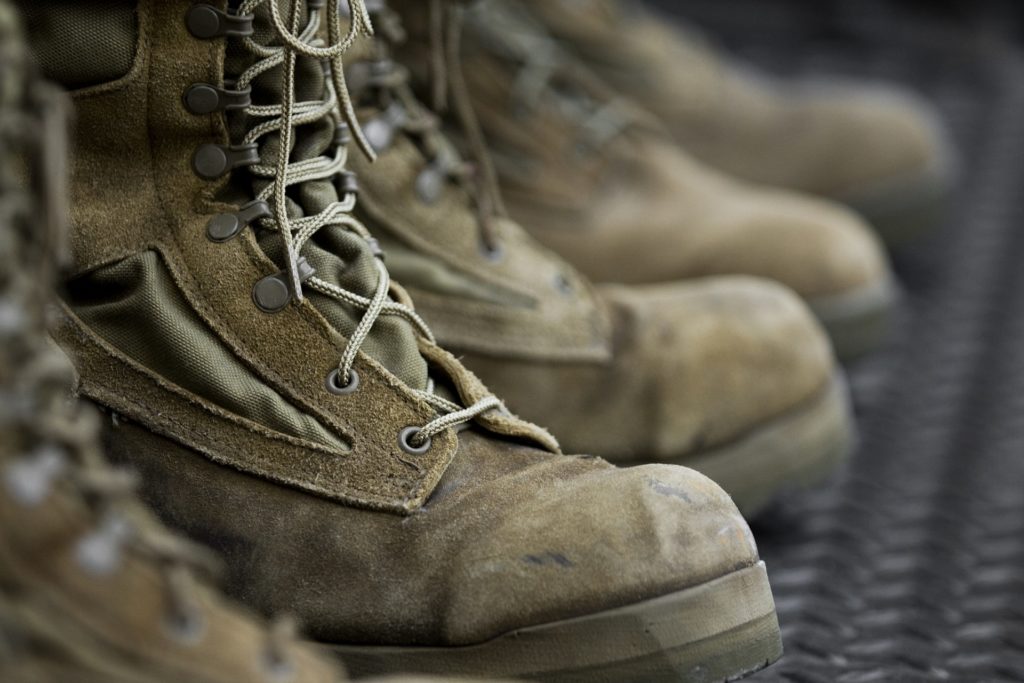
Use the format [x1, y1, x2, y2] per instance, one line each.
[28, 0, 762, 648]
[382, 0, 842, 463]
[450, 0, 891, 303]
[527, 0, 952, 200]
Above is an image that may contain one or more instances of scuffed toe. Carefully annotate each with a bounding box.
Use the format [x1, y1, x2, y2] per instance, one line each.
[594, 276, 835, 462]
[442, 449, 758, 643]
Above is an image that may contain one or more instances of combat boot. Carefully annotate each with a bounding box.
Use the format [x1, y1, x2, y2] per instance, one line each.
[422, 0, 897, 361]
[526, 0, 955, 246]
[339, 0, 853, 515]
[22, 0, 782, 680]
[0, 7, 341, 680]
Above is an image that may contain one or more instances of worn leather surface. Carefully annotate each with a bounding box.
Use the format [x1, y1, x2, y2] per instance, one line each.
[33, 0, 762, 651]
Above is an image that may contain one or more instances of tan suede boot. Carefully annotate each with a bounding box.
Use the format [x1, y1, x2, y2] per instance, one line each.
[340, 0, 853, 515]
[527, 0, 956, 246]
[0, 9, 341, 680]
[21, 0, 782, 680]
[428, 0, 897, 361]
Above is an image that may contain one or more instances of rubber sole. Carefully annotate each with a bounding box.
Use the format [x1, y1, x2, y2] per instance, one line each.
[808, 276, 899, 361]
[682, 374, 854, 518]
[839, 159, 955, 248]
[329, 562, 781, 682]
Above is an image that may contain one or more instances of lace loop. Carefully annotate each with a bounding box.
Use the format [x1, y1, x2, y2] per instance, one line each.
[352, 1, 506, 254]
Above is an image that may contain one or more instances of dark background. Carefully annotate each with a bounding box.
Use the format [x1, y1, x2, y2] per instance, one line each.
[643, 1, 1024, 681]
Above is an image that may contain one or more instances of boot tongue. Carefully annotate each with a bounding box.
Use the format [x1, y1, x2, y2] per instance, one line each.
[224, 0, 429, 391]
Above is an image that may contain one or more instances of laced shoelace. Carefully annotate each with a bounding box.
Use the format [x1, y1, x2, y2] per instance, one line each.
[345, 0, 507, 255]
[462, 0, 641, 156]
[236, 0, 501, 446]
[0, 74, 308, 672]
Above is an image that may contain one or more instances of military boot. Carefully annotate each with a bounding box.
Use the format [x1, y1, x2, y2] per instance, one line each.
[22, 0, 782, 680]
[0, 7, 342, 680]
[339, 0, 853, 515]
[418, 0, 897, 361]
[525, 0, 955, 246]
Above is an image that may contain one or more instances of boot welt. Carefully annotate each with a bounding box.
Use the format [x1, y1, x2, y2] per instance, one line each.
[837, 156, 956, 248]
[683, 373, 854, 518]
[808, 276, 899, 361]
[328, 561, 781, 682]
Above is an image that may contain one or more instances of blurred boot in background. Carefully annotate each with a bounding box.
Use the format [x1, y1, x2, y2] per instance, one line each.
[431, 0, 898, 361]
[19, 0, 783, 680]
[0, 5, 343, 681]
[351, 0, 853, 516]
[528, 0, 956, 246]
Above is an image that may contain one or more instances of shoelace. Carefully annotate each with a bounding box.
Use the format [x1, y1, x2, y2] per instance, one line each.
[346, 0, 507, 255]
[463, 0, 640, 155]
[238, 0, 501, 446]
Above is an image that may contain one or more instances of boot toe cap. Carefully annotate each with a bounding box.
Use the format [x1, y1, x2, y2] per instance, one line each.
[601, 276, 836, 460]
[708, 192, 891, 301]
[443, 459, 757, 643]
[804, 85, 955, 197]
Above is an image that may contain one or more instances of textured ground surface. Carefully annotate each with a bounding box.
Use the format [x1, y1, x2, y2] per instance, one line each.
[648, 1, 1024, 680]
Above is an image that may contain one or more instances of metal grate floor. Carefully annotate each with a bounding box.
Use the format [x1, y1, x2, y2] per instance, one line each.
[644, 1, 1024, 680]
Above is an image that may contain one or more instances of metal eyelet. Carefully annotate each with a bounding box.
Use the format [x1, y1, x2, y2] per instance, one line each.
[75, 514, 132, 577]
[164, 606, 206, 645]
[260, 651, 295, 683]
[399, 427, 431, 455]
[183, 83, 252, 115]
[479, 239, 505, 263]
[185, 4, 254, 40]
[325, 368, 359, 396]
[334, 123, 351, 147]
[363, 103, 407, 153]
[3, 447, 66, 505]
[252, 258, 316, 313]
[415, 164, 445, 205]
[192, 142, 259, 180]
[337, 171, 359, 198]
[553, 273, 573, 295]
[207, 200, 271, 242]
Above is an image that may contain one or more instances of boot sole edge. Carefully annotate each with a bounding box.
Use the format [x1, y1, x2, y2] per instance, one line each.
[808, 276, 899, 361]
[681, 372, 854, 518]
[327, 561, 782, 682]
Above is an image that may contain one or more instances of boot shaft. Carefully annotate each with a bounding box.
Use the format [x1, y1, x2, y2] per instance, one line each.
[334, 0, 615, 364]
[23, 0, 554, 514]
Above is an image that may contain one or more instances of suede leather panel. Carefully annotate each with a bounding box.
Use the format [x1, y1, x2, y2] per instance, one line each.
[104, 421, 758, 646]
[453, 1, 892, 299]
[457, 277, 835, 462]
[418, 340, 561, 454]
[528, 0, 946, 198]
[54, 303, 456, 511]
